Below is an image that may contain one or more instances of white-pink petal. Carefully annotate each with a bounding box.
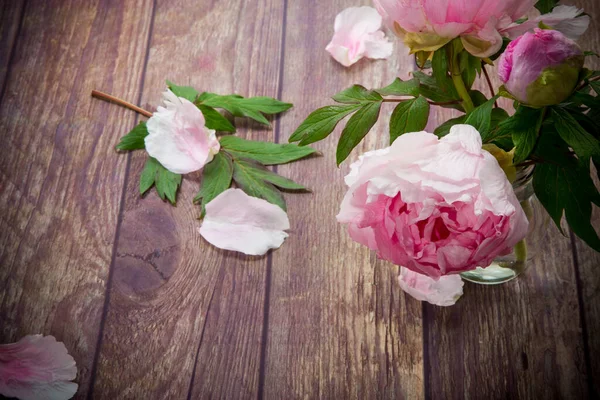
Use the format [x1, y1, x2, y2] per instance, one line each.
[503, 5, 590, 41]
[145, 89, 220, 174]
[0, 335, 78, 400]
[398, 268, 464, 307]
[326, 6, 393, 67]
[199, 189, 290, 255]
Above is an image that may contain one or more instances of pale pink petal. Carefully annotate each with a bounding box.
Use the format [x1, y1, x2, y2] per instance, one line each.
[199, 189, 290, 255]
[145, 89, 220, 174]
[0, 335, 78, 400]
[326, 6, 392, 67]
[398, 268, 464, 306]
[503, 5, 590, 41]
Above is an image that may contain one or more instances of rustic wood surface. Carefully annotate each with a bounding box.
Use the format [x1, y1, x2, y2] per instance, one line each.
[0, 1, 598, 399]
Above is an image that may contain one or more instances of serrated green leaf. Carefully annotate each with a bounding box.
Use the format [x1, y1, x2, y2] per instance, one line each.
[235, 159, 306, 190]
[336, 102, 382, 165]
[139, 157, 182, 205]
[434, 115, 466, 137]
[166, 80, 199, 102]
[332, 85, 382, 103]
[220, 136, 316, 165]
[194, 152, 233, 214]
[288, 104, 361, 145]
[551, 107, 600, 163]
[200, 94, 293, 126]
[389, 97, 430, 143]
[140, 156, 159, 195]
[535, 0, 558, 14]
[197, 105, 235, 132]
[376, 78, 420, 97]
[116, 121, 148, 151]
[232, 159, 286, 210]
[464, 96, 497, 138]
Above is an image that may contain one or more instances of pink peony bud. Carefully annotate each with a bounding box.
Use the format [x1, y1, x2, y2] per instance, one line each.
[498, 29, 584, 107]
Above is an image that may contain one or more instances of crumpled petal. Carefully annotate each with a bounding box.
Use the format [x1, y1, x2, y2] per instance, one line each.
[503, 5, 590, 41]
[398, 267, 464, 306]
[0, 335, 78, 400]
[145, 89, 220, 174]
[326, 6, 393, 67]
[199, 189, 290, 255]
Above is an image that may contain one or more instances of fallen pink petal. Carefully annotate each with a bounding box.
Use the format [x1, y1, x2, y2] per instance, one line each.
[326, 6, 393, 67]
[0, 335, 78, 400]
[199, 189, 290, 255]
[145, 89, 220, 174]
[398, 267, 464, 306]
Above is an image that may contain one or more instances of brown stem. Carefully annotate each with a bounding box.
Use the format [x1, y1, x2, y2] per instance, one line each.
[382, 98, 462, 106]
[482, 64, 498, 108]
[576, 75, 600, 92]
[91, 90, 153, 118]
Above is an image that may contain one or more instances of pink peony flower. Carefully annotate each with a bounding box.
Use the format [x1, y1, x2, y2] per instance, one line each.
[326, 6, 394, 67]
[0, 335, 78, 400]
[498, 29, 584, 107]
[199, 189, 290, 255]
[503, 5, 590, 42]
[337, 125, 528, 278]
[145, 89, 220, 174]
[398, 267, 464, 306]
[373, 0, 536, 57]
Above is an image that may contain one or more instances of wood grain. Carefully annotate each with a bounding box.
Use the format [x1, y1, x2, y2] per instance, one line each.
[424, 2, 593, 398]
[0, 0, 153, 398]
[0, 0, 25, 97]
[568, 0, 600, 397]
[263, 1, 424, 398]
[90, 1, 285, 398]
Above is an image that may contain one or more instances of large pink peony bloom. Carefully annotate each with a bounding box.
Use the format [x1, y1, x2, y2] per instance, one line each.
[498, 28, 584, 107]
[145, 89, 220, 174]
[0, 335, 78, 400]
[373, 0, 536, 57]
[337, 125, 528, 278]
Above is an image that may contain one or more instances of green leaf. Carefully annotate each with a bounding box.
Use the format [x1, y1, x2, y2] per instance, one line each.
[332, 85, 382, 103]
[220, 135, 316, 165]
[590, 80, 600, 96]
[194, 152, 233, 214]
[464, 96, 497, 138]
[336, 101, 382, 165]
[413, 71, 461, 105]
[197, 105, 235, 132]
[434, 115, 466, 137]
[389, 97, 430, 143]
[432, 47, 456, 96]
[235, 159, 306, 190]
[232, 159, 286, 210]
[551, 107, 600, 163]
[584, 51, 600, 58]
[288, 104, 361, 145]
[534, 159, 600, 251]
[200, 94, 293, 126]
[460, 52, 481, 89]
[166, 80, 199, 102]
[376, 78, 420, 97]
[490, 106, 544, 163]
[139, 157, 182, 205]
[535, 0, 558, 14]
[116, 121, 148, 151]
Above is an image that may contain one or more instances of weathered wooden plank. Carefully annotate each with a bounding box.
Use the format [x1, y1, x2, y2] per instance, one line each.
[570, 0, 600, 397]
[0, 0, 153, 398]
[0, 0, 25, 97]
[263, 1, 424, 398]
[425, 2, 592, 396]
[91, 1, 285, 398]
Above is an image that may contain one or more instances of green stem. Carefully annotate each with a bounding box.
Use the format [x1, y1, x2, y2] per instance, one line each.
[451, 70, 475, 113]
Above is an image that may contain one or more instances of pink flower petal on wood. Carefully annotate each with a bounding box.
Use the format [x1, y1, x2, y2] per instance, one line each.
[145, 89, 220, 174]
[326, 6, 393, 67]
[398, 268, 464, 306]
[199, 189, 290, 255]
[0, 335, 78, 400]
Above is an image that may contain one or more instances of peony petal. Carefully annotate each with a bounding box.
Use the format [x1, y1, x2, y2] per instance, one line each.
[397, 268, 464, 306]
[503, 5, 590, 41]
[326, 6, 392, 67]
[199, 189, 290, 255]
[145, 89, 220, 174]
[0, 335, 78, 400]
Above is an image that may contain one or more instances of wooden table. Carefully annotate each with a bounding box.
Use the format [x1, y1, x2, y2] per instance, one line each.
[1, 1, 599, 399]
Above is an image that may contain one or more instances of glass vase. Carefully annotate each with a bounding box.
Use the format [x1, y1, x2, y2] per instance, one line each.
[460, 166, 550, 285]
